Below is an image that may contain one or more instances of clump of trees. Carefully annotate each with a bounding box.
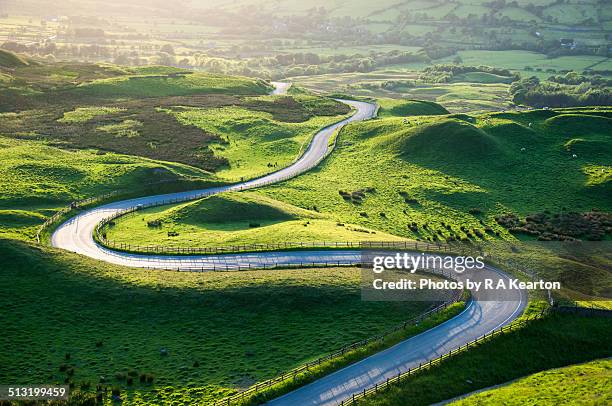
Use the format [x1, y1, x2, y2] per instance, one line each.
[510, 75, 611, 107]
[419, 64, 518, 83]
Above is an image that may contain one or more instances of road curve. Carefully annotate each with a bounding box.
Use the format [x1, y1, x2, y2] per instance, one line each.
[52, 85, 376, 267]
[50, 83, 526, 405]
[268, 264, 527, 406]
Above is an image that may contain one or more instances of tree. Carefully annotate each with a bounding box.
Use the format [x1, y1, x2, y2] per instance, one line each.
[160, 44, 175, 55]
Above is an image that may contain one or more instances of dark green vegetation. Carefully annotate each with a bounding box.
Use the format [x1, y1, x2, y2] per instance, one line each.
[511, 74, 611, 108]
[451, 359, 611, 405]
[239, 302, 466, 406]
[495, 210, 611, 241]
[419, 64, 518, 84]
[359, 312, 612, 406]
[0, 239, 433, 404]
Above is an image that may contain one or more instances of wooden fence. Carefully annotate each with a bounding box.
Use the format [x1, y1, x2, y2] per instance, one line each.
[339, 308, 551, 405]
[211, 287, 464, 406]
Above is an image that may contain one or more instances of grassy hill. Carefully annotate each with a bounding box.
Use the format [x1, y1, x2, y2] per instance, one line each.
[450, 359, 611, 405]
[0, 239, 431, 404]
[105, 192, 404, 249]
[378, 99, 449, 117]
[0, 136, 220, 241]
[0, 55, 354, 240]
[0, 53, 349, 176]
[0, 48, 31, 67]
[260, 106, 611, 243]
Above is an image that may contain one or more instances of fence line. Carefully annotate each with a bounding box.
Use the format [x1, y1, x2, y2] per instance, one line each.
[211, 286, 464, 406]
[35, 190, 122, 244]
[339, 308, 551, 406]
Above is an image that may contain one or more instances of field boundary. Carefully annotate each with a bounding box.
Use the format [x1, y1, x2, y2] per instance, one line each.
[35, 179, 225, 244]
[338, 307, 552, 405]
[211, 287, 465, 406]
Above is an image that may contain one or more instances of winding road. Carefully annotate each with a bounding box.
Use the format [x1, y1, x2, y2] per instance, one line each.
[51, 83, 526, 405]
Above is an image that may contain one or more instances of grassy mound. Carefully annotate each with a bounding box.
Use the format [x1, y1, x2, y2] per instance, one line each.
[451, 359, 611, 405]
[0, 239, 431, 404]
[164, 193, 299, 224]
[391, 119, 502, 162]
[106, 191, 405, 248]
[69, 72, 271, 98]
[0, 49, 30, 68]
[0, 136, 217, 241]
[379, 99, 449, 117]
[545, 113, 612, 130]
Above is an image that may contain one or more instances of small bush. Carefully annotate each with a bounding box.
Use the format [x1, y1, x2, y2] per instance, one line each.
[147, 219, 162, 228]
[249, 222, 260, 228]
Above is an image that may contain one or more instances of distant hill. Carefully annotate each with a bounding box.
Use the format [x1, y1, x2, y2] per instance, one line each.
[0, 49, 31, 68]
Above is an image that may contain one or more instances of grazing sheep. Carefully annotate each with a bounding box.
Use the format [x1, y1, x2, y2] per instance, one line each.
[572, 154, 578, 158]
[521, 147, 526, 152]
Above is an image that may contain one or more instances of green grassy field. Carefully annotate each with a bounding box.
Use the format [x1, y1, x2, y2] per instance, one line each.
[0, 53, 349, 176]
[104, 192, 404, 248]
[0, 239, 434, 404]
[0, 53, 356, 241]
[259, 106, 612, 242]
[359, 312, 612, 406]
[0, 136, 219, 241]
[292, 71, 515, 113]
[164, 96, 350, 180]
[450, 359, 611, 405]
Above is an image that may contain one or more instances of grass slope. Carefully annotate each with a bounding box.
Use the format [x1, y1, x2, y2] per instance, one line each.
[451, 359, 611, 405]
[359, 312, 612, 406]
[260, 107, 612, 243]
[0, 239, 432, 404]
[164, 96, 351, 180]
[1, 58, 350, 177]
[0, 49, 31, 67]
[378, 98, 449, 117]
[106, 192, 404, 248]
[0, 136, 218, 241]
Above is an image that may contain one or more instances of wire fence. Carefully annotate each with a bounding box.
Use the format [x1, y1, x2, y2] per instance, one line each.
[211, 287, 464, 406]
